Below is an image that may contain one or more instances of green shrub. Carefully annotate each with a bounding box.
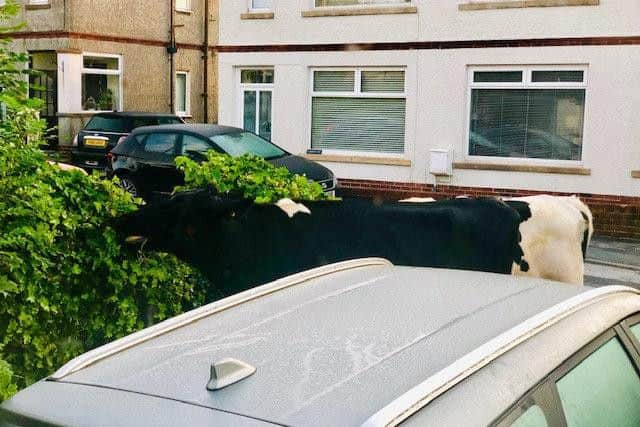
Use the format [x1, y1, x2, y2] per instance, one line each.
[0, 142, 207, 390]
[0, 357, 17, 401]
[175, 151, 332, 203]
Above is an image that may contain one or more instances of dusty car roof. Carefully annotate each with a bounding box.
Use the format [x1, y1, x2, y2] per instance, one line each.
[131, 123, 242, 136]
[54, 262, 589, 426]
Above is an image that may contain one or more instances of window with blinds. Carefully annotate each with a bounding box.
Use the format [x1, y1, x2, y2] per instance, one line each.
[468, 67, 586, 161]
[311, 69, 406, 154]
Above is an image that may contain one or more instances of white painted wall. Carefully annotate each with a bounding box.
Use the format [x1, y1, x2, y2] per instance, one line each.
[219, 0, 640, 46]
[219, 44, 640, 197]
[57, 52, 83, 113]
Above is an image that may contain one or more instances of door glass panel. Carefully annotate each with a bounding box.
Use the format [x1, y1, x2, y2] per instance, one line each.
[259, 91, 272, 141]
[243, 91, 257, 133]
[556, 337, 640, 427]
[511, 405, 548, 427]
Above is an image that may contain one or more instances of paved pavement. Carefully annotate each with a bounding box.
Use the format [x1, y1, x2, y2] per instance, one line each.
[584, 236, 640, 289]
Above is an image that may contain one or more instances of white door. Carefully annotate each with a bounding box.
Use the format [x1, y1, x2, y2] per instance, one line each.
[239, 69, 274, 141]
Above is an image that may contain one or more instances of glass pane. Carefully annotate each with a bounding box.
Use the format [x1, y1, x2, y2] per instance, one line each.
[532, 71, 584, 83]
[181, 135, 212, 155]
[557, 338, 640, 427]
[511, 405, 548, 427]
[175, 0, 189, 10]
[83, 56, 119, 70]
[241, 69, 274, 84]
[81, 73, 119, 111]
[243, 91, 257, 132]
[361, 71, 405, 93]
[176, 74, 187, 114]
[311, 97, 406, 153]
[258, 91, 272, 141]
[144, 133, 179, 155]
[210, 132, 285, 159]
[252, 0, 272, 8]
[631, 323, 640, 341]
[469, 88, 584, 160]
[473, 71, 523, 83]
[313, 71, 355, 92]
[84, 116, 126, 132]
[315, 0, 409, 5]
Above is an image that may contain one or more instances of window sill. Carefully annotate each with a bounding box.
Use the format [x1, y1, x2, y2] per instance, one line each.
[240, 11, 275, 20]
[453, 162, 591, 175]
[632, 170, 640, 179]
[458, 0, 599, 11]
[176, 8, 192, 14]
[304, 154, 411, 167]
[301, 5, 417, 18]
[25, 3, 51, 10]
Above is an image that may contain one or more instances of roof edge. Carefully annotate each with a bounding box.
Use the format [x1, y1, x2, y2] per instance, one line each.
[51, 258, 393, 380]
[363, 285, 640, 427]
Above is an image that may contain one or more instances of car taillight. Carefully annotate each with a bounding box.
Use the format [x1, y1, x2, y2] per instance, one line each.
[106, 152, 115, 162]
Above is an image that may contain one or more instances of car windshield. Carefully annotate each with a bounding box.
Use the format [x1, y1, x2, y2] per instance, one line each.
[210, 132, 286, 159]
[84, 116, 128, 133]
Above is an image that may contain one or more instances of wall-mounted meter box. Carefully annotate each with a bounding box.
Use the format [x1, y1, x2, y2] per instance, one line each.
[429, 149, 453, 176]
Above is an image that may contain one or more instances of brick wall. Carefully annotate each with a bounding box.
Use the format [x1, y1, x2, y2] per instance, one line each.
[337, 179, 640, 239]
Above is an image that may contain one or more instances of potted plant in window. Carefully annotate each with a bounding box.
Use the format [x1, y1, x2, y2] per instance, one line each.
[97, 89, 115, 111]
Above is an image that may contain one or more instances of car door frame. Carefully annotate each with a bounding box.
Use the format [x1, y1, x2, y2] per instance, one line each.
[135, 130, 184, 196]
[492, 318, 640, 426]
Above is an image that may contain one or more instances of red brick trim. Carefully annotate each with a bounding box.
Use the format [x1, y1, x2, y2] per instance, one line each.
[8, 32, 640, 53]
[5, 31, 202, 51]
[337, 178, 640, 238]
[215, 35, 640, 53]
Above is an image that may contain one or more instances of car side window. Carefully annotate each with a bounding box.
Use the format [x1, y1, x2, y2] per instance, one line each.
[143, 133, 180, 161]
[555, 336, 640, 427]
[631, 322, 640, 341]
[511, 404, 548, 427]
[181, 135, 212, 156]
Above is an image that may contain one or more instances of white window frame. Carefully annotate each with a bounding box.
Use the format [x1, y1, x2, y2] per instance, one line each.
[81, 52, 123, 113]
[465, 64, 589, 165]
[29, 0, 50, 4]
[175, 0, 191, 12]
[248, 0, 272, 12]
[308, 67, 407, 157]
[175, 71, 191, 117]
[236, 67, 274, 138]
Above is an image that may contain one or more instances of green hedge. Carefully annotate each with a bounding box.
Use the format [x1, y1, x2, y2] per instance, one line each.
[0, 141, 208, 396]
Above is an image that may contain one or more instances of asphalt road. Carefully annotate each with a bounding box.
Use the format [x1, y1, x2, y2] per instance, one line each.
[585, 262, 640, 289]
[584, 236, 640, 289]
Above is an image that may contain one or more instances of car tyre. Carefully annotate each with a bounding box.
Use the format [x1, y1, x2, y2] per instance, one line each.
[119, 176, 139, 198]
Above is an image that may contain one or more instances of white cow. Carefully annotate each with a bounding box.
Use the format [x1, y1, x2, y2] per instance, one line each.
[506, 195, 593, 286]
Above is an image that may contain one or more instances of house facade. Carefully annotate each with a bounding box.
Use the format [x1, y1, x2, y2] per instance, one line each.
[5, 0, 217, 145]
[217, 0, 640, 237]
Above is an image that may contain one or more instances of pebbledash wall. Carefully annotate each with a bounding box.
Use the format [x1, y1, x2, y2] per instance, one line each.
[217, 0, 640, 238]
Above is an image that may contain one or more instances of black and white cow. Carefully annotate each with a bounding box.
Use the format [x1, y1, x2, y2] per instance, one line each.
[115, 189, 526, 299]
[504, 195, 593, 286]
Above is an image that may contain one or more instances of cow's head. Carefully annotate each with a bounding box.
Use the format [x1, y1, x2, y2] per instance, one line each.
[113, 188, 253, 256]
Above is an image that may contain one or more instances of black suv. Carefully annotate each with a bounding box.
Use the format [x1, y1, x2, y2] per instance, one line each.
[107, 124, 336, 201]
[71, 112, 184, 171]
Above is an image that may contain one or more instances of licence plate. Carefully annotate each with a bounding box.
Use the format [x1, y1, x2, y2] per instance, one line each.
[84, 137, 108, 148]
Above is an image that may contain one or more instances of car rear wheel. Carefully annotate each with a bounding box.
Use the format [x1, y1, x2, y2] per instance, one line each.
[119, 176, 139, 197]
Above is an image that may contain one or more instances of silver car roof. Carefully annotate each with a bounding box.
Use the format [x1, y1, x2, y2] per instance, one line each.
[52, 260, 610, 426]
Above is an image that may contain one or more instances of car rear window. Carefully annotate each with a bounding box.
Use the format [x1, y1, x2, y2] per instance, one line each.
[210, 132, 286, 159]
[132, 117, 183, 128]
[84, 116, 128, 133]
